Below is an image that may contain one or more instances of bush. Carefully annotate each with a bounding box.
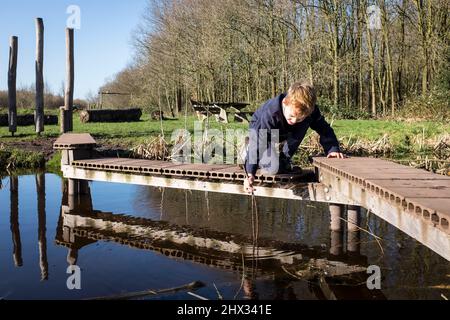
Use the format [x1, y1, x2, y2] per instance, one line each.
[318, 97, 371, 120]
[398, 90, 449, 121]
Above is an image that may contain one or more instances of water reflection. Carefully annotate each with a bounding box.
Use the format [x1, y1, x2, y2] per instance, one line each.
[10, 176, 22, 267]
[56, 179, 384, 300]
[0, 173, 448, 300]
[36, 173, 48, 280]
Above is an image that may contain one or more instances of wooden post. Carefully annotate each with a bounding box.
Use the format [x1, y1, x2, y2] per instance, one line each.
[347, 206, 360, 232]
[347, 229, 360, 254]
[329, 204, 342, 231]
[8, 36, 18, 136]
[35, 18, 45, 135]
[36, 173, 48, 280]
[347, 205, 360, 254]
[59, 106, 71, 133]
[330, 231, 343, 256]
[63, 28, 74, 132]
[99, 92, 103, 109]
[68, 178, 77, 197]
[54, 133, 96, 198]
[10, 176, 22, 267]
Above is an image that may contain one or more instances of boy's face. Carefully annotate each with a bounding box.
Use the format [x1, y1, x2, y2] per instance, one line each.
[282, 100, 308, 125]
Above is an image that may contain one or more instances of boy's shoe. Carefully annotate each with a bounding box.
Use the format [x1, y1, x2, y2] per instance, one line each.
[279, 156, 302, 174]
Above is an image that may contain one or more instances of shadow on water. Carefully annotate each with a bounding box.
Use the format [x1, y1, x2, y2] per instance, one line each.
[0, 173, 448, 299]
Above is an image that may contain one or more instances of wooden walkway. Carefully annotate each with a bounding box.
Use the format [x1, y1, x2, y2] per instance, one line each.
[313, 157, 450, 232]
[313, 157, 450, 260]
[70, 158, 313, 184]
[54, 133, 450, 260]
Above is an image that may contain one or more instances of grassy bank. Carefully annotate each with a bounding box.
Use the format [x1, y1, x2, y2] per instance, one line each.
[1, 112, 448, 146]
[0, 147, 45, 171]
[0, 110, 448, 173]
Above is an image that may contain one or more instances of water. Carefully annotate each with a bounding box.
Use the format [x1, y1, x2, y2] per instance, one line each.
[0, 173, 448, 300]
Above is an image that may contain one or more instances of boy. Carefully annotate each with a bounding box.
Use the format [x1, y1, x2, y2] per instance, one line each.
[244, 82, 344, 193]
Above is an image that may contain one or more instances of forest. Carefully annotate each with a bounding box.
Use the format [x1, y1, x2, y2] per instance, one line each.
[99, 0, 449, 120]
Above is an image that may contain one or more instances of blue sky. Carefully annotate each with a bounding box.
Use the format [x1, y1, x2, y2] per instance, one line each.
[0, 0, 148, 99]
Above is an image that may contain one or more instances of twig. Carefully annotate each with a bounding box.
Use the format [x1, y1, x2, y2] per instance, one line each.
[364, 210, 385, 256]
[187, 291, 209, 300]
[87, 281, 205, 300]
[213, 283, 223, 300]
[338, 216, 383, 241]
[233, 251, 246, 300]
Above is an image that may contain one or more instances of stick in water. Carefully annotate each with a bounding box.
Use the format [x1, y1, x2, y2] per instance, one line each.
[88, 281, 205, 300]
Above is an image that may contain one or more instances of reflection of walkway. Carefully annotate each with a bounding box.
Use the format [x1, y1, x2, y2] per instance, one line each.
[56, 180, 385, 300]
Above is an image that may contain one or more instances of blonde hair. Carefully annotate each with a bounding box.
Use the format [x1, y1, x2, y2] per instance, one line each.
[284, 82, 316, 116]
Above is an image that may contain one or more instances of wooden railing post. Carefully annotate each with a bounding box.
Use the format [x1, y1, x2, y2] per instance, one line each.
[62, 28, 74, 133]
[8, 36, 18, 136]
[35, 18, 45, 135]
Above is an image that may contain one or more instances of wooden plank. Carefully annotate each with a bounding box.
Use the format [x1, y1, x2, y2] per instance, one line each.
[54, 133, 96, 149]
[314, 155, 450, 237]
[61, 165, 313, 201]
[318, 168, 450, 260]
[405, 197, 450, 221]
[380, 186, 450, 199]
[69, 158, 313, 184]
[368, 179, 450, 189]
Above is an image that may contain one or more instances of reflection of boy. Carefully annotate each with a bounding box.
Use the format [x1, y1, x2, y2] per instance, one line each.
[244, 82, 344, 193]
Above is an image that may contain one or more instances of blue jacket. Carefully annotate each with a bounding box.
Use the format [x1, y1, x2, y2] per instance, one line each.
[245, 93, 340, 175]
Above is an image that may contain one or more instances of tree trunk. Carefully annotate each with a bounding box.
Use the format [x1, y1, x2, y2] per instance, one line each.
[357, 0, 364, 111]
[79, 108, 142, 123]
[380, 4, 395, 115]
[414, 0, 431, 95]
[364, 1, 377, 116]
[397, 0, 407, 103]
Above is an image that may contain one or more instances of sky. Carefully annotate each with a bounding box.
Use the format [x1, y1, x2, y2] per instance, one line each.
[0, 0, 148, 99]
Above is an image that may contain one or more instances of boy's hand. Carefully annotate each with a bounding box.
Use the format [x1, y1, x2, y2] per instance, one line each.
[244, 175, 255, 194]
[327, 152, 345, 159]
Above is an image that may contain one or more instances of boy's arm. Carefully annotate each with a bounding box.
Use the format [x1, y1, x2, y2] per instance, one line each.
[309, 106, 341, 155]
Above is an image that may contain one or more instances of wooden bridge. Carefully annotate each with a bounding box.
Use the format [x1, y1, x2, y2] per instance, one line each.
[54, 133, 450, 261]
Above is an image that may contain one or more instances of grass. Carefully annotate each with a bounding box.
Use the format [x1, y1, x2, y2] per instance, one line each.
[46, 151, 62, 173]
[0, 148, 45, 171]
[0, 108, 449, 162]
[331, 119, 449, 147]
[2, 110, 448, 147]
